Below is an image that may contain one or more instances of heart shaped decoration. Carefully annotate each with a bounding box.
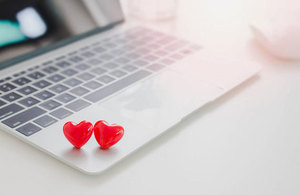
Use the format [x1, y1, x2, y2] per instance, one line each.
[63, 121, 94, 149]
[94, 120, 124, 149]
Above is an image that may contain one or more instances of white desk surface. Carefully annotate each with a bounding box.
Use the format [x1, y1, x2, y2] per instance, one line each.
[1, 0, 299, 194]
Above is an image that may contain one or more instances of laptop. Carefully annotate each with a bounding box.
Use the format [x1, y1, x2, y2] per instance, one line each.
[0, 0, 260, 174]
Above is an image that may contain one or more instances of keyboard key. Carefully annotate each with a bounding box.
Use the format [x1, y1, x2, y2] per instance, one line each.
[0, 83, 16, 92]
[115, 57, 130, 64]
[154, 50, 168, 56]
[147, 63, 165, 71]
[42, 61, 52, 66]
[34, 115, 57, 128]
[135, 47, 150, 55]
[69, 87, 90, 96]
[18, 97, 40, 107]
[2, 92, 22, 102]
[180, 48, 193, 55]
[2, 107, 46, 128]
[0, 104, 24, 120]
[56, 61, 71, 68]
[124, 52, 141, 59]
[47, 74, 65, 82]
[49, 84, 69, 94]
[87, 59, 102, 65]
[66, 99, 91, 112]
[165, 40, 188, 50]
[93, 46, 106, 53]
[121, 44, 135, 51]
[93, 41, 102, 45]
[116, 37, 129, 44]
[139, 35, 154, 43]
[130, 39, 144, 46]
[146, 43, 161, 51]
[34, 90, 55, 100]
[20, 70, 28, 75]
[103, 62, 119, 69]
[122, 65, 138, 72]
[12, 77, 31, 86]
[63, 78, 82, 87]
[144, 54, 159, 61]
[77, 72, 94, 81]
[110, 70, 127, 78]
[0, 100, 6, 107]
[97, 75, 115, 84]
[33, 80, 52, 89]
[68, 51, 77, 56]
[157, 35, 176, 45]
[75, 63, 90, 71]
[55, 93, 76, 103]
[13, 73, 20, 77]
[111, 48, 125, 55]
[55, 56, 65, 61]
[27, 71, 45, 80]
[160, 58, 175, 65]
[50, 108, 73, 119]
[16, 123, 42, 136]
[18, 86, 37, 95]
[99, 53, 114, 61]
[132, 59, 149, 67]
[104, 42, 117, 48]
[40, 100, 61, 111]
[83, 81, 103, 90]
[80, 46, 90, 51]
[170, 53, 184, 60]
[69, 56, 83, 63]
[61, 69, 78, 76]
[84, 70, 151, 103]
[90, 67, 107, 75]
[42, 66, 58, 74]
[81, 51, 95, 58]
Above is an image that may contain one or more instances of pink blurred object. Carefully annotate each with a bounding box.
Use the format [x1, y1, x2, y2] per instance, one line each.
[250, 5, 300, 60]
[127, 0, 177, 21]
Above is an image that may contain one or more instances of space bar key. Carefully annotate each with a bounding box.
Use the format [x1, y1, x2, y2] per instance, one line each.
[84, 70, 151, 103]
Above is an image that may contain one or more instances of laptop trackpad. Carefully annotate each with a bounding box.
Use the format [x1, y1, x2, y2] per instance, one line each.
[97, 69, 222, 133]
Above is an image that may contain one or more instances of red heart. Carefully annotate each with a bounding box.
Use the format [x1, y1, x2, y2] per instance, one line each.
[94, 120, 124, 149]
[63, 121, 93, 149]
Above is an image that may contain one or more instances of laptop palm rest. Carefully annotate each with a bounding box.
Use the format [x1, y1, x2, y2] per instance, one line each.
[30, 69, 222, 174]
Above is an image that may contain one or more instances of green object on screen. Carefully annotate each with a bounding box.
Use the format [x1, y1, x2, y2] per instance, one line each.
[0, 20, 27, 47]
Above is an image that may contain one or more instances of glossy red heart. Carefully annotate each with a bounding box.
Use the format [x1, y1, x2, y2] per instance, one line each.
[63, 121, 93, 149]
[94, 120, 124, 149]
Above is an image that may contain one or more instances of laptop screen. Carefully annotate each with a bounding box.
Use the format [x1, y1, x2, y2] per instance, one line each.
[0, 0, 124, 66]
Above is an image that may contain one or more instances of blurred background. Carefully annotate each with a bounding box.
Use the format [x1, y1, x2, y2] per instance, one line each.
[3, 0, 300, 63]
[0, 0, 122, 62]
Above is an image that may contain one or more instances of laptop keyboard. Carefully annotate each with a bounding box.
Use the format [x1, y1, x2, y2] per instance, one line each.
[0, 27, 201, 136]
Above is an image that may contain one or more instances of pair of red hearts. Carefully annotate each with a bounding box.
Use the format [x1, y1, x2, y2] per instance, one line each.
[63, 120, 124, 149]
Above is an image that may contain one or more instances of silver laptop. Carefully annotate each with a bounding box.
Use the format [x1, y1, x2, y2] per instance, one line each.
[0, 0, 260, 174]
